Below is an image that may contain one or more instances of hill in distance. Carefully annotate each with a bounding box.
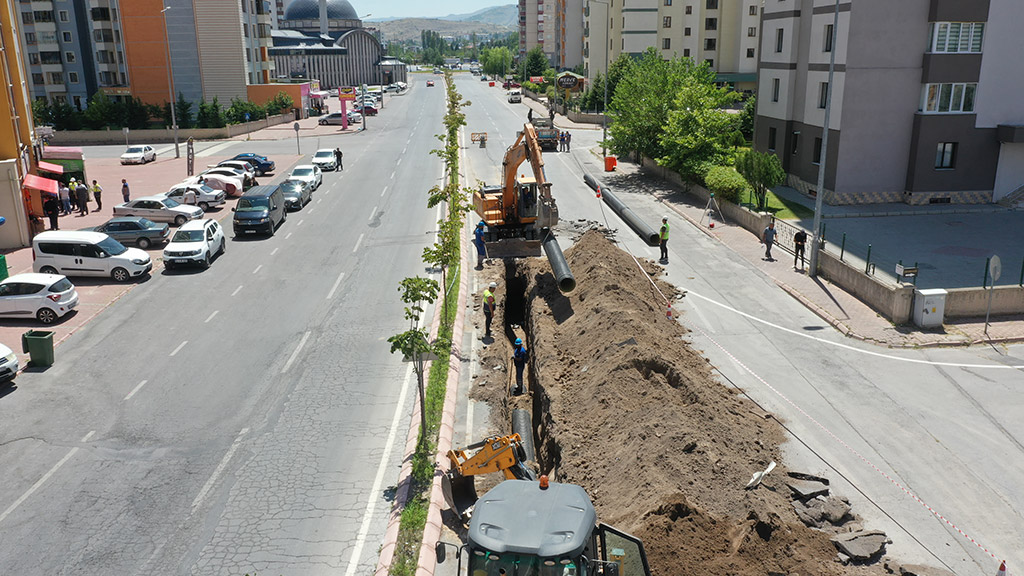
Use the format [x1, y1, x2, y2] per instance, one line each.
[373, 16, 514, 43]
[442, 5, 517, 26]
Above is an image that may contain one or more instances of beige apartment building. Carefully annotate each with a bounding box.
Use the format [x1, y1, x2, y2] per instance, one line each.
[583, 0, 760, 90]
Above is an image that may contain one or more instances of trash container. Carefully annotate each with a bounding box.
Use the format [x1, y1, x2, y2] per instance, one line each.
[0, 254, 7, 281]
[21, 330, 54, 367]
[604, 155, 617, 172]
[293, 108, 301, 121]
[913, 288, 947, 328]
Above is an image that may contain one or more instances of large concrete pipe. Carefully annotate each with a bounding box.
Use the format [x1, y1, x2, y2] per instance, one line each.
[584, 173, 660, 246]
[541, 230, 576, 293]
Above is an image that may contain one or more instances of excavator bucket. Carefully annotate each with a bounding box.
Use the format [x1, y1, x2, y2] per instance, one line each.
[442, 471, 479, 519]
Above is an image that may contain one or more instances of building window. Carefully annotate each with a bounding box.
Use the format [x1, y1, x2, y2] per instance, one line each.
[929, 22, 984, 53]
[705, 58, 714, 67]
[684, 27, 691, 36]
[772, 78, 780, 102]
[62, 31, 72, 43]
[935, 142, 957, 169]
[40, 52, 61, 64]
[775, 28, 784, 52]
[749, 5, 757, 15]
[818, 82, 829, 108]
[663, 38, 671, 49]
[73, 96, 82, 110]
[791, 132, 800, 155]
[29, 53, 40, 65]
[65, 51, 75, 63]
[813, 137, 823, 164]
[665, 0, 672, 5]
[31, 73, 44, 85]
[706, 0, 718, 8]
[69, 72, 79, 83]
[25, 32, 36, 45]
[33, 11, 54, 23]
[91, 7, 111, 20]
[58, 10, 68, 22]
[824, 23, 834, 52]
[922, 83, 977, 113]
[685, 5, 692, 14]
[683, 48, 690, 57]
[748, 27, 757, 37]
[48, 72, 63, 84]
[768, 127, 777, 151]
[705, 38, 716, 50]
[664, 16, 671, 28]
[705, 18, 717, 30]
[746, 47, 755, 58]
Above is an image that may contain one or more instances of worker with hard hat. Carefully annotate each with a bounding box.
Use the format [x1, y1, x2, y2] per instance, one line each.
[474, 220, 487, 269]
[482, 281, 497, 338]
[512, 337, 529, 395]
[659, 216, 670, 264]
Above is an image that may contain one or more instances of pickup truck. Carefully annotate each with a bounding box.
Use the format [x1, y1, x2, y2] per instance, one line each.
[530, 117, 559, 151]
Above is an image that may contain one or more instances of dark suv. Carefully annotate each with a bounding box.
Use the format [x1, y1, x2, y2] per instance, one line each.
[232, 185, 286, 236]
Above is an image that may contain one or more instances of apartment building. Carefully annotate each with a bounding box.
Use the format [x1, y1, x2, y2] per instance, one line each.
[755, 0, 1024, 205]
[18, 0, 130, 109]
[519, 0, 557, 63]
[583, 0, 760, 90]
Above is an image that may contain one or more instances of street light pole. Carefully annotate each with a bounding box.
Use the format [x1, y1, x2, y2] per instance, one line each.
[808, 0, 840, 277]
[160, 5, 180, 159]
[587, 0, 610, 158]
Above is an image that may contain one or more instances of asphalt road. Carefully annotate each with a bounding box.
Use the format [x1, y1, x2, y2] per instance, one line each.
[0, 81, 448, 575]
[455, 75, 1024, 575]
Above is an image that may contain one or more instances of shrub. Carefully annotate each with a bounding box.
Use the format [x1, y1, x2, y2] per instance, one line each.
[703, 165, 749, 204]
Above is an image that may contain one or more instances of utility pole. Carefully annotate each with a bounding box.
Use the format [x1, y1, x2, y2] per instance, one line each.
[808, 0, 840, 277]
[160, 5, 180, 159]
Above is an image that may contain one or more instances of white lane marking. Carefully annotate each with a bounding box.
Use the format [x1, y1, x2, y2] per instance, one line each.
[286, 232, 292, 240]
[231, 285, 243, 297]
[396, 157, 402, 166]
[352, 233, 364, 253]
[0, 430, 96, 525]
[308, 208, 315, 215]
[317, 198, 322, 204]
[402, 146, 408, 155]
[327, 272, 345, 300]
[253, 264, 262, 274]
[124, 380, 148, 401]
[343, 362, 414, 576]
[281, 331, 311, 374]
[380, 186, 387, 198]
[685, 288, 1024, 369]
[195, 141, 237, 158]
[368, 205, 377, 221]
[169, 340, 188, 357]
[390, 171, 395, 179]
[270, 248, 279, 256]
[204, 310, 219, 323]
[297, 219, 304, 227]
[190, 428, 249, 510]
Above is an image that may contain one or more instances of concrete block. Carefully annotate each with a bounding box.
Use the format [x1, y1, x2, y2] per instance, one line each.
[831, 530, 889, 561]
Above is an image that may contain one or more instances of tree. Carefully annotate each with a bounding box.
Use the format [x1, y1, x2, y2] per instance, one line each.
[122, 97, 152, 129]
[265, 91, 294, 115]
[82, 92, 118, 129]
[387, 276, 440, 447]
[735, 149, 785, 210]
[175, 92, 193, 129]
[196, 96, 226, 128]
[738, 95, 756, 140]
[521, 46, 548, 81]
[225, 98, 266, 124]
[32, 100, 54, 126]
[51, 101, 82, 130]
[703, 166, 749, 204]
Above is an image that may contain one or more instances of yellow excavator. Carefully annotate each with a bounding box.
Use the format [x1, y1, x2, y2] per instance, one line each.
[473, 123, 559, 258]
[441, 434, 537, 520]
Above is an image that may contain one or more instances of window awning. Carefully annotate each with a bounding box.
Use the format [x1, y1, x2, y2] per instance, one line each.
[42, 146, 84, 160]
[309, 90, 330, 98]
[23, 173, 59, 195]
[37, 160, 64, 174]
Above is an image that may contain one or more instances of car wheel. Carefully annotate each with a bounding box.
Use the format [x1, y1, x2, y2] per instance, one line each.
[36, 308, 57, 324]
[202, 253, 211, 269]
[137, 237, 152, 249]
[199, 202, 210, 212]
[174, 215, 187, 226]
[39, 266, 58, 275]
[111, 267, 130, 282]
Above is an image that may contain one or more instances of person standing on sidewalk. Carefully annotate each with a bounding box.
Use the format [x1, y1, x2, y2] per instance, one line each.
[67, 178, 78, 212]
[512, 337, 529, 395]
[482, 281, 496, 339]
[659, 217, 670, 264]
[90, 180, 103, 211]
[121, 179, 130, 203]
[473, 221, 487, 269]
[43, 194, 60, 230]
[761, 221, 777, 261]
[565, 131, 572, 150]
[58, 183, 71, 215]
[76, 180, 90, 215]
[793, 229, 807, 270]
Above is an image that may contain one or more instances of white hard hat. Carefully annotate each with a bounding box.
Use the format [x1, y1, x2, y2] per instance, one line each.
[489, 282, 497, 289]
[663, 216, 668, 221]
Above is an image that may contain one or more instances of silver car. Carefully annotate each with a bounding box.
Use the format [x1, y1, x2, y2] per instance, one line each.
[113, 194, 203, 226]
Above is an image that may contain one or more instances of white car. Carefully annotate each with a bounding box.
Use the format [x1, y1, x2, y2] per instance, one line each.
[166, 183, 226, 212]
[289, 165, 322, 190]
[113, 194, 204, 226]
[312, 149, 338, 171]
[0, 342, 17, 383]
[163, 219, 226, 270]
[0, 273, 79, 324]
[347, 111, 363, 123]
[120, 145, 156, 165]
[202, 166, 253, 187]
[184, 174, 243, 197]
[216, 160, 258, 182]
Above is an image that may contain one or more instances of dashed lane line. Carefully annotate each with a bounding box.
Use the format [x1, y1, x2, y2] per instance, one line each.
[252, 264, 262, 274]
[204, 310, 219, 323]
[124, 380, 148, 401]
[353, 233, 364, 253]
[169, 340, 187, 357]
[0, 430, 96, 525]
[327, 272, 345, 300]
[281, 331, 311, 374]
[231, 285, 243, 297]
[190, 428, 249, 510]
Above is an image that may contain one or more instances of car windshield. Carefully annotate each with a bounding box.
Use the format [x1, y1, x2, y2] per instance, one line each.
[172, 230, 204, 242]
[237, 197, 269, 211]
[161, 198, 181, 208]
[126, 147, 145, 154]
[98, 236, 128, 256]
[292, 168, 312, 177]
[49, 278, 73, 292]
[281, 181, 304, 192]
[314, 151, 333, 158]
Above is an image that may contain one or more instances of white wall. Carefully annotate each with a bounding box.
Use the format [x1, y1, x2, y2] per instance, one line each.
[993, 143, 1024, 201]
[974, 0, 1024, 128]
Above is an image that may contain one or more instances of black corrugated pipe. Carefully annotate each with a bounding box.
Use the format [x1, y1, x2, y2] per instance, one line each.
[541, 229, 576, 293]
[584, 173, 660, 246]
[511, 409, 536, 463]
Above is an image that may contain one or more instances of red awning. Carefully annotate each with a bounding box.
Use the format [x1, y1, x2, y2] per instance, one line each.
[23, 173, 59, 195]
[37, 161, 64, 174]
[42, 146, 84, 160]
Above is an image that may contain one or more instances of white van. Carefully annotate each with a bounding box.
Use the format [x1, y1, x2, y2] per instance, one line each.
[508, 89, 522, 103]
[32, 231, 153, 282]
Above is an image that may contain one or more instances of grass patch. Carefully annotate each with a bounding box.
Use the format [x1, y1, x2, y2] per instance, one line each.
[741, 189, 814, 220]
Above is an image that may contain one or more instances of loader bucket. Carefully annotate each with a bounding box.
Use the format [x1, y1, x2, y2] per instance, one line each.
[485, 239, 542, 259]
[442, 471, 479, 519]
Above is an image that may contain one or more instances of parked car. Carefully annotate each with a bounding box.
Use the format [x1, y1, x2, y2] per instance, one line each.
[502, 81, 521, 89]
[203, 166, 253, 188]
[230, 153, 275, 175]
[312, 149, 338, 171]
[217, 160, 258, 183]
[0, 273, 78, 324]
[0, 343, 17, 383]
[319, 112, 346, 126]
[346, 111, 363, 123]
[396, 81, 407, 91]
[163, 219, 226, 270]
[184, 174, 243, 197]
[85, 217, 170, 249]
[384, 84, 401, 93]
[288, 165, 322, 190]
[232, 185, 287, 236]
[113, 195, 203, 226]
[32, 231, 152, 282]
[480, 75, 487, 81]
[356, 104, 379, 116]
[427, 80, 435, 87]
[120, 145, 156, 165]
[280, 179, 312, 211]
[166, 183, 227, 212]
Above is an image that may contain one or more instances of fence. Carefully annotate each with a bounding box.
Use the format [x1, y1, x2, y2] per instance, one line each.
[48, 113, 294, 146]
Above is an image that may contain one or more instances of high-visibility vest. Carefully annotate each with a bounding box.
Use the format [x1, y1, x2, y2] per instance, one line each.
[660, 222, 670, 240]
[482, 289, 494, 311]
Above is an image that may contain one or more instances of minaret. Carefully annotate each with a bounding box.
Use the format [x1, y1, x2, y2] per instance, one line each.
[319, 0, 328, 36]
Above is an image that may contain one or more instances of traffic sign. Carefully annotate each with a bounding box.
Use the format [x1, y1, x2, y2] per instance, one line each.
[989, 255, 1002, 282]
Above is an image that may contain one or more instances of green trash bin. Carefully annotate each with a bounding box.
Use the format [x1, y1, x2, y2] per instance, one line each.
[0, 254, 8, 281]
[21, 330, 54, 367]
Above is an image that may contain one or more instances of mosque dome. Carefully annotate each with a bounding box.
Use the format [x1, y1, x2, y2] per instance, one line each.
[284, 0, 359, 20]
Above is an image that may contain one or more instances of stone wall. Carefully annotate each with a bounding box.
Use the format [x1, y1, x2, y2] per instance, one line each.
[48, 114, 293, 146]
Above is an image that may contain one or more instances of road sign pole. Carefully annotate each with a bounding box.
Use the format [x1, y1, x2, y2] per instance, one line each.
[293, 122, 300, 155]
[985, 255, 1002, 336]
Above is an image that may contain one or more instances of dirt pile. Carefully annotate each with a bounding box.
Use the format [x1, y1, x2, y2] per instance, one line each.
[504, 231, 890, 576]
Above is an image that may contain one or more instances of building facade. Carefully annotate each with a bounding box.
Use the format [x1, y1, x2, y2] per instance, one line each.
[583, 0, 760, 90]
[519, 0, 558, 63]
[755, 0, 1024, 206]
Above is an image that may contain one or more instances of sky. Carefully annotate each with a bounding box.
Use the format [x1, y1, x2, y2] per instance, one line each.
[363, 0, 512, 20]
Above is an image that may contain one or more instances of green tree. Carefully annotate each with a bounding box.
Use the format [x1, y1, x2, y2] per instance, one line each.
[82, 92, 118, 129]
[607, 48, 691, 162]
[657, 64, 740, 179]
[32, 99, 53, 126]
[735, 149, 786, 210]
[196, 96, 226, 128]
[738, 95, 756, 140]
[51, 101, 82, 130]
[175, 92, 194, 129]
[123, 97, 152, 129]
[521, 46, 548, 81]
[387, 276, 441, 447]
[703, 166, 749, 204]
[225, 98, 266, 124]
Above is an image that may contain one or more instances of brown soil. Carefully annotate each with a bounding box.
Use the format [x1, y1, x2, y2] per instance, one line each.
[468, 231, 891, 576]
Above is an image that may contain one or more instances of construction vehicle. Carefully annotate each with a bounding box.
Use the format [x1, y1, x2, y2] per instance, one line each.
[473, 123, 559, 258]
[442, 434, 537, 519]
[530, 116, 560, 151]
[436, 478, 653, 576]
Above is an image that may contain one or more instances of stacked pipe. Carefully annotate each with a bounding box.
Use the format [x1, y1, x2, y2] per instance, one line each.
[541, 229, 576, 293]
[584, 173, 660, 246]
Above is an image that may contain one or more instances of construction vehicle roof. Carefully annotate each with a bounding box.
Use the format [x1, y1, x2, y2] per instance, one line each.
[468, 480, 597, 558]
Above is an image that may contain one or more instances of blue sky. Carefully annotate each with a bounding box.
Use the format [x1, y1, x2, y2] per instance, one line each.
[365, 0, 511, 19]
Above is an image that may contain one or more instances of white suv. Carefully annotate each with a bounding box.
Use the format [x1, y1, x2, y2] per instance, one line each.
[163, 219, 226, 270]
[312, 149, 338, 171]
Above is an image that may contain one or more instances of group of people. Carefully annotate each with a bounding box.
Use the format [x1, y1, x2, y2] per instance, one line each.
[761, 221, 808, 270]
[557, 131, 572, 152]
[480, 279, 530, 396]
[42, 177, 106, 230]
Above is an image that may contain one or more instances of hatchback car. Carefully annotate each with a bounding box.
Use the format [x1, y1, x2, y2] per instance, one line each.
[280, 179, 312, 210]
[217, 161, 258, 183]
[319, 112, 346, 126]
[86, 217, 170, 249]
[346, 111, 363, 123]
[0, 343, 17, 383]
[166, 183, 227, 212]
[120, 145, 156, 165]
[427, 80, 436, 87]
[163, 219, 225, 270]
[356, 104, 379, 116]
[312, 149, 338, 171]
[0, 273, 79, 324]
[113, 195, 203, 226]
[230, 153, 275, 176]
[289, 165, 322, 190]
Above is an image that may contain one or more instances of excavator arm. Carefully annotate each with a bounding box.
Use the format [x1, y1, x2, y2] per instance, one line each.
[442, 434, 537, 520]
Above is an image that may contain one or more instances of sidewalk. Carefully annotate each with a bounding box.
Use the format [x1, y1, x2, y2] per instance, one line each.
[520, 96, 601, 131]
[582, 150, 1024, 348]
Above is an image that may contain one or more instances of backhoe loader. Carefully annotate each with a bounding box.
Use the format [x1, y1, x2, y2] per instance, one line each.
[442, 434, 537, 520]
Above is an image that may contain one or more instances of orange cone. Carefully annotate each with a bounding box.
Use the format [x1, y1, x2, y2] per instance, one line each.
[666, 304, 674, 320]
[996, 561, 1006, 576]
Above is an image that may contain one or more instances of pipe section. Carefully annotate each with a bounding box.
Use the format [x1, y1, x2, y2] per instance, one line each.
[584, 173, 660, 246]
[541, 231, 576, 293]
[511, 409, 536, 463]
